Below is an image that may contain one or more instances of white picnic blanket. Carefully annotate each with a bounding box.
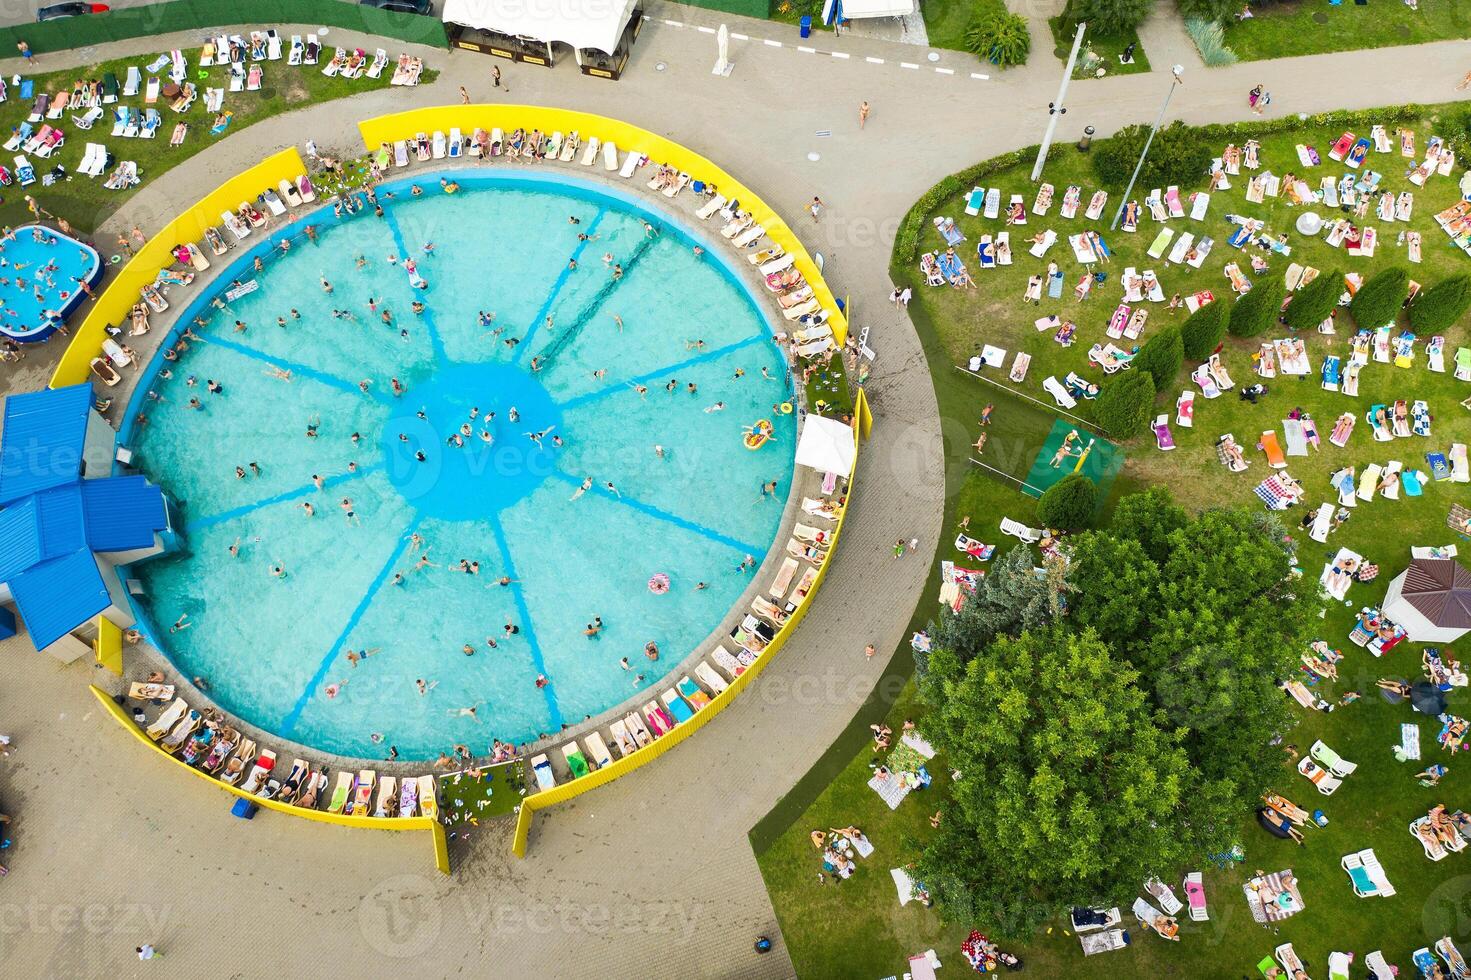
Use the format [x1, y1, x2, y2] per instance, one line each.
[868, 773, 913, 810]
[891, 867, 916, 905]
[902, 732, 936, 759]
[1401, 723, 1422, 761]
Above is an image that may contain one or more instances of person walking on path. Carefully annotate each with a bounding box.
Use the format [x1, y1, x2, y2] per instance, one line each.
[136, 945, 161, 961]
[491, 65, 503, 92]
[459, 85, 470, 104]
[859, 101, 870, 129]
[1458, 68, 1471, 90]
[16, 41, 34, 66]
[809, 196, 824, 222]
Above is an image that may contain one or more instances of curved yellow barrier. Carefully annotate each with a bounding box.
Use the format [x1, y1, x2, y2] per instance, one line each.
[510, 389, 868, 858]
[356, 106, 849, 347]
[50, 148, 309, 389]
[90, 686, 451, 873]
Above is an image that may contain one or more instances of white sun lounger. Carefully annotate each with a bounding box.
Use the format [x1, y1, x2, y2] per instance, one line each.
[530, 753, 556, 791]
[695, 662, 729, 695]
[619, 149, 643, 177]
[1342, 848, 1396, 897]
[603, 140, 618, 170]
[580, 137, 600, 166]
[144, 698, 188, 738]
[1000, 518, 1042, 543]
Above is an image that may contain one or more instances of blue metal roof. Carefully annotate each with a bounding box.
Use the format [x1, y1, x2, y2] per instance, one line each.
[34, 484, 85, 560]
[9, 548, 110, 650]
[0, 384, 91, 505]
[0, 497, 40, 582]
[81, 475, 168, 551]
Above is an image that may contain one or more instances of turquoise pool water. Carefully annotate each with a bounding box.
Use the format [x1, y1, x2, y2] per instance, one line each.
[125, 171, 796, 760]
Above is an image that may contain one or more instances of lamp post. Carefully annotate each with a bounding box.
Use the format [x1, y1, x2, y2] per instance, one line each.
[1110, 64, 1184, 231]
[1031, 22, 1086, 182]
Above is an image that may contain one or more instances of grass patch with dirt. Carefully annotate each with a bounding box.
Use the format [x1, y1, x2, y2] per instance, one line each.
[1222, 0, 1468, 61]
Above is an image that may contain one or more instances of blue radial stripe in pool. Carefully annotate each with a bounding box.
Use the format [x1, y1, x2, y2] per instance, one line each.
[490, 513, 563, 728]
[515, 207, 607, 361]
[549, 469, 762, 555]
[382, 206, 447, 365]
[187, 463, 382, 531]
[557, 333, 771, 410]
[279, 516, 423, 737]
[205, 335, 395, 405]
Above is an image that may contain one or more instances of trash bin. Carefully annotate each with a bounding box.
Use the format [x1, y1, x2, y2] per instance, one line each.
[1077, 126, 1095, 152]
[799, 15, 812, 38]
[231, 797, 258, 819]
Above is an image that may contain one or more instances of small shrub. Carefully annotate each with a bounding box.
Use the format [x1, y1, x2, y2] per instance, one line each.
[1408, 274, 1471, 334]
[1131, 325, 1184, 390]
[1180, 298, 1229, 360]
[1183, 17, 1238, 66]
[1095, 370, 1156, 439]
[1038, 474, 1098, 530]
[1283, 270, 1342, 333]
[1092, 121, 1213, 192]
[966, 10, 1031, 67]
[1229, 278, 1286, 338]
[1062, 0, 1156, 35]
[1178, 0, 1238, 21]
[1348, 266, 1410, 329]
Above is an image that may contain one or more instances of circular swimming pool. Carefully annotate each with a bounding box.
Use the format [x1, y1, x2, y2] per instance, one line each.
[125, 170, 797, 760]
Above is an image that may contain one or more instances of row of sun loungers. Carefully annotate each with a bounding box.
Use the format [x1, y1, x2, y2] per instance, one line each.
[141, 694, 439, 818]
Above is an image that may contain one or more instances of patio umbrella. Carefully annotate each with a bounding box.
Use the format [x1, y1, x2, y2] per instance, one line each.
[1412, 682, 1447, 716]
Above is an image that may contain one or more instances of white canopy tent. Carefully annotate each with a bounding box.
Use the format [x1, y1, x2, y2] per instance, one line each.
[822, 0, 916, 22]
[442, 0, 639, 55]
[1382, 557, 1471, 644]
[795, 414, 856, 478]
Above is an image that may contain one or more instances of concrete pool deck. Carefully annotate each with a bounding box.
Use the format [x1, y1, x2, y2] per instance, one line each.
[1, 6, 1470, 977]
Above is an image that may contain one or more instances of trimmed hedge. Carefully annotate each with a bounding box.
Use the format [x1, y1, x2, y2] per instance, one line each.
[1092, 121, 1213, 193]
[1131, 325, 1184, 391]
[1180, 297, 1229, 361]
[1228, 278, 1286, 338]
[1095, 370, 1156, 438]
[1348, 266, 1410, 329]
[1283, 269, 1342, 333]
[1409, 274, 1471, 334]
[1037, 473, 1098, 529]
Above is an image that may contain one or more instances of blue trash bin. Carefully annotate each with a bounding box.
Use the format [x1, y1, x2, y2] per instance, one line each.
[231, 797, 258, 819]
[800, 15, 812, 38]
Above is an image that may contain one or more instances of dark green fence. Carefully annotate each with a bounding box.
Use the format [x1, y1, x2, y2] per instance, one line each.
[677, 0, 773, 21]
[1, 0, 448, 55]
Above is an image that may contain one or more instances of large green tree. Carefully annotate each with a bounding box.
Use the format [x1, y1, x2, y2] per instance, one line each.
[918, 628, 1193, 933]
[1180, 297, 1229, 360]
[927, 545, 1054, 670]
[1093, 121, 1213, 191]
[1094, 370, 1156, 438]
[1037, 473, 1097, 529]
[1108, 485, 1187, 563]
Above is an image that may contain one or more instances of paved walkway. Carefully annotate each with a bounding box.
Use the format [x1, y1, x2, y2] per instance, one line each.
[2, 7, 1471, 977]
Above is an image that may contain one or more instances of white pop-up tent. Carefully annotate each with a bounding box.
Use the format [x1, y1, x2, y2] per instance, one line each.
[1382, 557, 1471, 643]
[795, 413, 856, 478]
[822, 0, 917, 22]
[442, 0, 640, 57]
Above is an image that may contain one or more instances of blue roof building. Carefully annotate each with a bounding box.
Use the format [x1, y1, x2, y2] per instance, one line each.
[0, 385, 173, 652]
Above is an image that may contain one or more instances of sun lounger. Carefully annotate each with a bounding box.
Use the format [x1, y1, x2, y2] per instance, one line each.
[240, 750, 277, 794]
[1183, 872, 1208, 921]
[1043, 375, 1077, 409]
[1310, 739, 1357, 777]
[145, 698, 189, 739]
[1298, 756, 1342, 795]
[327, 771, 354, 812]
[1342, 848, 1395, 898]
[1436, 937, 1470, 978]
[582, 731, 612, 769]
[1085, 190, 1107, 221]
[983, 187, 999, 219]
[695, 662, 729, 696]
[1145, 879, 1183, 915]
[530, 753, 556, 791]
[1072, 907, 1122, 934]
[562, 742, 592, 778]
[1154, 415, 1175, 451]
[1080, 929, 1130, 956]
[1000, 518, 1042, 543]
[1412, 816, 1449, 861]
[1307, 502, 1334, 543]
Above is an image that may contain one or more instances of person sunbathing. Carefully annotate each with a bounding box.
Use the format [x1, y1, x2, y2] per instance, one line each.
[1261, 807, 1305, 844]
[1415, 819, 1444, 852]
[1152, 915, 1180, 940]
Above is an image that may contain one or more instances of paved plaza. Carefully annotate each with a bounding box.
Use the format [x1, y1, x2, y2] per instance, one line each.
[0, 5, 1468, 976]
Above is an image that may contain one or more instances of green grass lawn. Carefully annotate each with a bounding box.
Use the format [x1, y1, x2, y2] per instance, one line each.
[1050, 17, 1151, 79]
[757, 104, 1471, 978]
[3, 52, 427, 234]
[919, 0, 973, 53]
[1223, 0, 1468, 61]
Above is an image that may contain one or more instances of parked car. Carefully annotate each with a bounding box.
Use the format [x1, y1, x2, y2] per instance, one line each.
[36, 2, 109, 21]
[358, 0, 433, 14]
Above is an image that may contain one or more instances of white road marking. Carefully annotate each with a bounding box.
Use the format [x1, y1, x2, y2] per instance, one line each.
[866, 56, 885, 64]
[764, 39, 783, 47]
[971, 72, 990, 80]
[831, 51, 850, 59]
[935, 67, 954, 75]
[696, 25, 715, 33]
[798, 45, 816, 53]
[663, 19, 683, 26]
[731, 32, 749, 39]
[900, 62, 919, 69]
